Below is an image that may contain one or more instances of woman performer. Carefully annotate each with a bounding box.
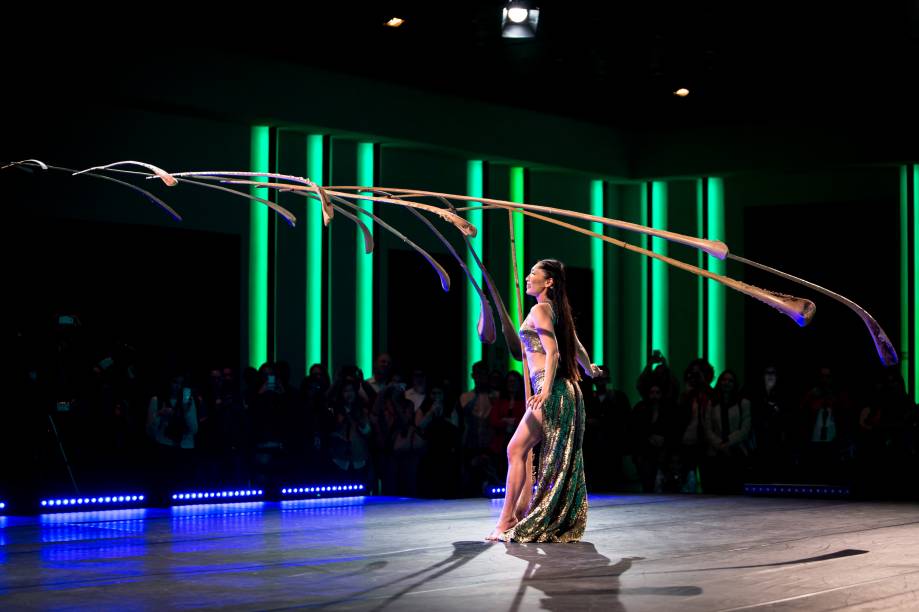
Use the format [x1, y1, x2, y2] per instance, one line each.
[486, 259, 602, 542]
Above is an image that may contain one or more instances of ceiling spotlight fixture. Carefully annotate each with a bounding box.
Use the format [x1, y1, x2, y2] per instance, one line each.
[502, 1, 539, 39]
[384, 17, 404, 28]
[507, 7, 528, 23]
[674, 88, 690, 97]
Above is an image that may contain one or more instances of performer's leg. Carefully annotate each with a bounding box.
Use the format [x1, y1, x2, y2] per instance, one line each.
[486, 409, 543, 540]
[513, 449, 534, 520]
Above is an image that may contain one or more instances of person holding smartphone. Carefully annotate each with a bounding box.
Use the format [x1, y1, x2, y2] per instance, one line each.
[146, 372, 199, 495]
[146, 374, 199, 450]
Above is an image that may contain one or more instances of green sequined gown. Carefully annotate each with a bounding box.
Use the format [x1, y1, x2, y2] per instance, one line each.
[503, 367, 588, 543]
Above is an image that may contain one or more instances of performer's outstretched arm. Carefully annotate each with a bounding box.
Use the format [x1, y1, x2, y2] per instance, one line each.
[574, 334, 603, 378]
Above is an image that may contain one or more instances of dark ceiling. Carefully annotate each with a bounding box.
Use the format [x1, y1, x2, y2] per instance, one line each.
[8, 1, 919, 132]
[234, 1, 919, 129]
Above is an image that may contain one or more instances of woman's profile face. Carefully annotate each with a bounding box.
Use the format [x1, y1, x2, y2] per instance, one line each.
[525, 265, 553, 297]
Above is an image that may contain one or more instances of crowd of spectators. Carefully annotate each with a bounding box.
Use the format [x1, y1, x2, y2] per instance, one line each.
[627, 353, 919, 498]
[6, 313, 918, 504]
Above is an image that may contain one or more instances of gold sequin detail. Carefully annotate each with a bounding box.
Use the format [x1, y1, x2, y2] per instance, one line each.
[519, 328, 546, 354]
[518, 304, 556, 356]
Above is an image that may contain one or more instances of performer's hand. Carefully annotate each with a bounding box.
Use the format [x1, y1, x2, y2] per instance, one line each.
[527, 392, 550, 412]
[588, 363, 603, 378]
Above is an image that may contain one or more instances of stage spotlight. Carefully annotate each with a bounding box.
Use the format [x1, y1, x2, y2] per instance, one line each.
[384, 17, 404, 28]
[502, 1, 540, 39]
[674, 88, 690, 97]
[508, 6, 528, 23]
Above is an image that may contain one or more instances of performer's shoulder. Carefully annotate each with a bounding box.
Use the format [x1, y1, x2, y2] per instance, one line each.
[530, 302, 555, 320]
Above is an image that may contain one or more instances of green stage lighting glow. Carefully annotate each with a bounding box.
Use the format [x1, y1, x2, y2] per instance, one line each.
[467, 160, 485, 389]
[249, 126, 269, 368]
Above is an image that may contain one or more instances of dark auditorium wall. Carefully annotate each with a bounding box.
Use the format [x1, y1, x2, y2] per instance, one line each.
[4, 50, 913, 403]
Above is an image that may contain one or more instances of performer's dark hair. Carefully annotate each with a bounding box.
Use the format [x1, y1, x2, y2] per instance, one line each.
[536, 259, 581, 383]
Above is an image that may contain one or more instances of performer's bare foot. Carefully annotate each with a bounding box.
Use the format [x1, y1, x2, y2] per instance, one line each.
[485, 518, 517, 541]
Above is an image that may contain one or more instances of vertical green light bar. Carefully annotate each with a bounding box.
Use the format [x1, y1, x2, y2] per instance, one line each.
[356, 142, 375, 376]
[651, 181, 669, 359]
[913, 164, 918, 403]
[707, 177, 726, 377]
[900, 165, 909, 394]
[466, 160, 485, 389]
[590, 180, 605, 367]
[696, 179, 705, 359]
[509, 166, 526, 374]
[903, 164, 918, 402]
[248, 125, 270, 369]
[306, 135, 324, 372]
[639, 185, 648, 368]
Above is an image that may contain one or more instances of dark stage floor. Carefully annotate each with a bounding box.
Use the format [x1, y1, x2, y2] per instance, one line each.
[1, 493, 918, 610]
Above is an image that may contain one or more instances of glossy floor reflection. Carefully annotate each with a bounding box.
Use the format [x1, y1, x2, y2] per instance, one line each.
[1, 494, 918, 610]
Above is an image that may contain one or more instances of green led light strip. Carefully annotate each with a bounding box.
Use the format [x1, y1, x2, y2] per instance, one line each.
[651, 181, 669, 360]
[639, 185, 649, 368]
[356, 142, 375, 376]
[901, 165, 909, 396]
[902, 164, 918, 402]
[249, 126, 270, 368]
[590, 179, 605, 368]
[466, 160, 485, 389]
[306, 135, 324, 372]
[913, 164, 918, 403]
[697, 179, 705, 360]
[706, 177, 726, 377]
[508, 166, 526, 374]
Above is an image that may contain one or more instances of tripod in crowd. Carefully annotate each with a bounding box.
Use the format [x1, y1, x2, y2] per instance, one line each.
[47, 411, 81, 496]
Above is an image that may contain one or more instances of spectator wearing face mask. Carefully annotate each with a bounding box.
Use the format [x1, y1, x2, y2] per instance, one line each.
[630, 380, 675, 493]
[365, 353, 394, 394]
[328, 378, 371, 487]
[405, 369, 428, 412]
[389, 393, 427, 497]
[800, 365, 852, 482]
[417, 384, 461, 498]
[459, 361, 497, 496]
[675, 358, 714, 493]
[702, 370, 752, 493]
[196, 367, 226, 483]
[212, 367, 248, 487]
[298, 363, 331, 480]
[582, 365, 631, 491]
[250, 362, 298, 489]
[749, 365, 793, 482]
[855, 367, 913, 498]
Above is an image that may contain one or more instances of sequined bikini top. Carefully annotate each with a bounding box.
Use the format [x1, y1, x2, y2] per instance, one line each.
[518, 303, 557, 355]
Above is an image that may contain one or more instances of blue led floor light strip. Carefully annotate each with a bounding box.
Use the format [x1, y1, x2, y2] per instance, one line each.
[281, 484, 365, 498]
[171, 489, 264, 504]
[40, 494, 146, 510]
